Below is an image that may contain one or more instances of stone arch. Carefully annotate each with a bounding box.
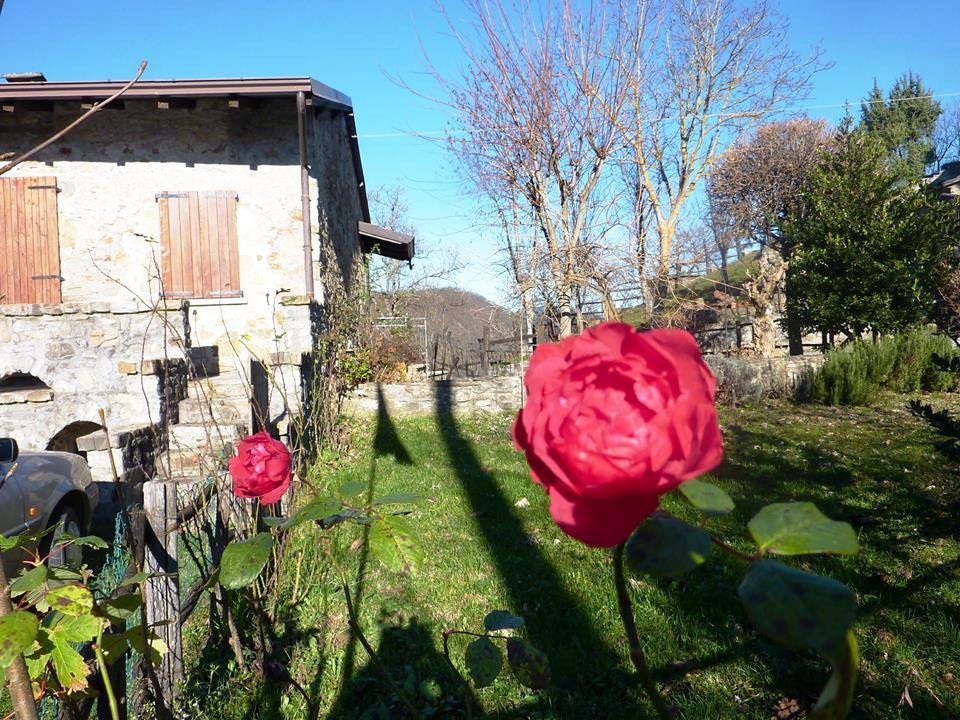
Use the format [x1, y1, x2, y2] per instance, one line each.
[46, 421, 103, 458]
[0, 372, 50, 393]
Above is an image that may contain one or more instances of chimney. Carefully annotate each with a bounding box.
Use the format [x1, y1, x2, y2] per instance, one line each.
[2, 72, 47, 83]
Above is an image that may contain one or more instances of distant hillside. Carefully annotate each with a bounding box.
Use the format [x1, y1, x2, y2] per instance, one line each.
[373, 287, 520, 351]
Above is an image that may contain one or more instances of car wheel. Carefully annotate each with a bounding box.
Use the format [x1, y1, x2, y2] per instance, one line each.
[45, 505, 83, 569]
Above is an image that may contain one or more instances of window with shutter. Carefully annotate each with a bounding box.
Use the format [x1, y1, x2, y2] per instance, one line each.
[157, 190, 241, 299]
[0, 176, 62, 305]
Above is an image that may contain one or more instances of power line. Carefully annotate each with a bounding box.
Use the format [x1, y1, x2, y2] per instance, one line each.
[356, 89, 960, 140]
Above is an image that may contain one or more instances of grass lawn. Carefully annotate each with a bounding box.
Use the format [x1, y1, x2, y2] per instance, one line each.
[183, 393, 960, 720]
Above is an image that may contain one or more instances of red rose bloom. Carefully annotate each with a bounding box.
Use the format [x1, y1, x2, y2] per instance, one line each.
[229, 431, 292, 505]
[513, 322, 723, 547]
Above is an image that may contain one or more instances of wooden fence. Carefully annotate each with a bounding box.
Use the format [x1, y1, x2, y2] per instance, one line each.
[429, 328, 530, 379]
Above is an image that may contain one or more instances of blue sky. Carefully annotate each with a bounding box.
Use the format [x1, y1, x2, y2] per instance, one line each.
[1, 1, 958, 303]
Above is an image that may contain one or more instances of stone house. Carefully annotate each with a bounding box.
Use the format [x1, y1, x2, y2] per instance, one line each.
[0, 75, 413, 488]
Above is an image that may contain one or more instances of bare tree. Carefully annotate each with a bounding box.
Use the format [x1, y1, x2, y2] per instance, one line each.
[615, 0, 823, 318]
[708, 117, 831, 355]
[431, 0, 635, 337]
[367, 184, 462, 317]
[934, 100, 960, 169]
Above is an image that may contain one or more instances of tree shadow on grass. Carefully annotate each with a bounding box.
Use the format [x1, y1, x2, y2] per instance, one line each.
[431, 381, 648, 718]
[326, 617, 478, 719]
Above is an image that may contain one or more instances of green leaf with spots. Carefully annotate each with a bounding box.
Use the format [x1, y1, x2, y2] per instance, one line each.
[40, 626, 90, 691]
[748, 502, 859, 556]
[738, 559, 857, 661]
[40, 584, 94, 616]
[219, 533, 274, 590]
[9, 565, 47, 598]
[464, 636, 502, 688]
[0, 611, 40, 669]
[810, 632, 860, 720]
[626, 516, 712, 577]
[506, 638, 550, 690]
[678, 479, 735, 516]
[369, 514, 422, 573]
[483, 610, 525, 632]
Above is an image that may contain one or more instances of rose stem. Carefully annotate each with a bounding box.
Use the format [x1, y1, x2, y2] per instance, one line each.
[613, 542, 674, 720]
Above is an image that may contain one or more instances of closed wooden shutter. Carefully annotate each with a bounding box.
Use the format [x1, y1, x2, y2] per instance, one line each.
[0, 176, 61, 305]
[157, 190, 241, 299]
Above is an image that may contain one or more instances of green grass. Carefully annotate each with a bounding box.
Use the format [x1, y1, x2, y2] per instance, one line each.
[181, 394, 960, 719]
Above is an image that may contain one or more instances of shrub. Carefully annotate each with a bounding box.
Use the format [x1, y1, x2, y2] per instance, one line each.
[799, 328, 960, 405]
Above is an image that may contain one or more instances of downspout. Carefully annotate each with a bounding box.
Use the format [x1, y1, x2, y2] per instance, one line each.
[297, 91, 314, 298]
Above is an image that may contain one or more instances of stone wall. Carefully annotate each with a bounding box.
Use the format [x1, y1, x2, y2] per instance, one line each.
[345, 354, 827, 418]
[345, 376, 525, 417]
[705, 353, 825, 404]
[0, 303, 187, 451]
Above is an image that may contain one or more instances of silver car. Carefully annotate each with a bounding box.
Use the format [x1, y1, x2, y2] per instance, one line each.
[0, 437, 100, 577]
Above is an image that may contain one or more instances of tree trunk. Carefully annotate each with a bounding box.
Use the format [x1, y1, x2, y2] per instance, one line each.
[783, 266, 804, 356]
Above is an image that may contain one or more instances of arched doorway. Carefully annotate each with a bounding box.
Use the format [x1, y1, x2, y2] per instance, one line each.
[46, 421, 103, 458]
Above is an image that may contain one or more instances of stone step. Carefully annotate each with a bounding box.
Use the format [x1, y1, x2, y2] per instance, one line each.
[177, 397, 249, 425]
[156, 446, 234, 478]
[167, 422, 244, 450]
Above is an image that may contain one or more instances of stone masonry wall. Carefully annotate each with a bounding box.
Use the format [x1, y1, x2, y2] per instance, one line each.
[344, 354, 827, 418]
[0, 96, 366, 454]
[345, 376, 525, 417]
[0, 302, 187, 451]
[0, 97, 363, 364]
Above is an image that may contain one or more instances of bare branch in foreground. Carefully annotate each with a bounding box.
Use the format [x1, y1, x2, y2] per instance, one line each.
[0, 60, 147, 177]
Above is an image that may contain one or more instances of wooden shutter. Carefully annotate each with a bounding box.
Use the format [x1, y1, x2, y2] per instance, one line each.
[0, 177, 61, 305]
[157, 190, 241, 299]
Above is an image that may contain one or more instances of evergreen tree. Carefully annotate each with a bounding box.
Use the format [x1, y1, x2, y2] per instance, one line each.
[860, 72, 942, 180]
[786, 128, 958, 338]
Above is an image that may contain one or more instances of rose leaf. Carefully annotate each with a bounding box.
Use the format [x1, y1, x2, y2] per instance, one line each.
[626, 516, 712, 578]
[506, 638, 550, 690]
[748, 502, 859, 556]
[464, 636, 502, 688]
[678, 479, 735, 516]
[219, 533, 274, 590]
[738, 559, 856, 661]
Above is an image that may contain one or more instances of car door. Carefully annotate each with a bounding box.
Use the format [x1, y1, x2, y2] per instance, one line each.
[0, 459, 27, 578]
[0, 459, 25, 537]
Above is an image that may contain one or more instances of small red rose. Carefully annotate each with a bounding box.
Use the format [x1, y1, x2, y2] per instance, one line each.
[513, 322, 723, 547]
[229, 431, 292, 505]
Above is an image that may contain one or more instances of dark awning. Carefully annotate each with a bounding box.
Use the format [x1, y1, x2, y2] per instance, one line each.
[359, 221, 415, 261]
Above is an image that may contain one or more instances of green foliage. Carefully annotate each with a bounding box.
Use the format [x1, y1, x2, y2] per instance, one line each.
[626, 516, 712, 577]
[810, 633, 859, 720]
[447, 608, 548, 694]
[0, 611, 40, 669]
[678, 479, 735, 516]
[786, 126, 959, 339]
[748, 502, 859, 556]
[219, 532, 275, 590]
[369, 514, 422, 573]
[738, 560, 857, 661]
[800, 329, 960, 405]
[464, 637, 502, 688]
[860, 72, 942, 180]
[506, 638, 551, 690]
